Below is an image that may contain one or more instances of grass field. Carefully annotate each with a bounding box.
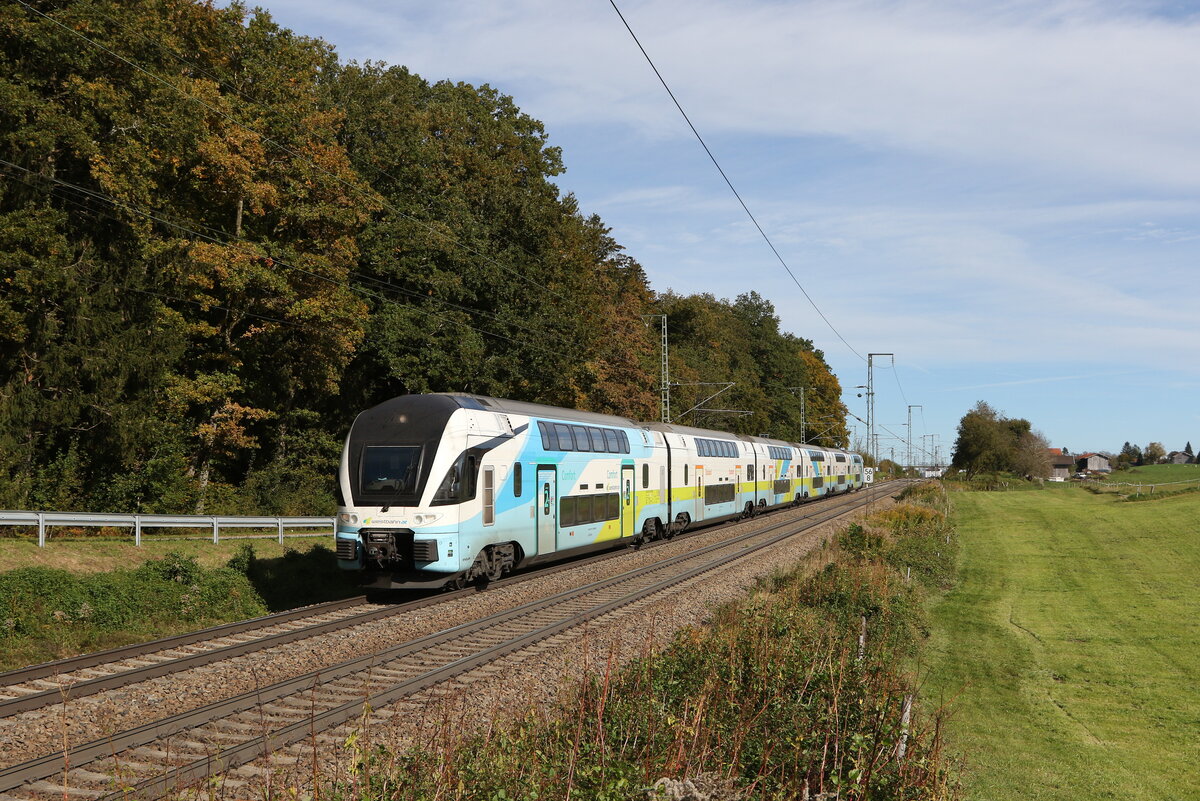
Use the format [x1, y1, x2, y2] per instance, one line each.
[0, 534, 334, 573]
[1097, 462, 1200, 485]
[924, 487, 1200, 800]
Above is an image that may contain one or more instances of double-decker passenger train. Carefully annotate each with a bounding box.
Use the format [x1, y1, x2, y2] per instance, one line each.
[335, 393, 864, 590]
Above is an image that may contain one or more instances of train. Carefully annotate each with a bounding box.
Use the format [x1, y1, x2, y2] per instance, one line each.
[334, 393, 865, 590]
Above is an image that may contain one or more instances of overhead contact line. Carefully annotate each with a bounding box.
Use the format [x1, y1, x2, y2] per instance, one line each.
[607, 0, 864, 363]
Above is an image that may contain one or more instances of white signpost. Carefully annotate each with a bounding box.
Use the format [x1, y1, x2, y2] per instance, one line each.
[863, 467, 875, 484]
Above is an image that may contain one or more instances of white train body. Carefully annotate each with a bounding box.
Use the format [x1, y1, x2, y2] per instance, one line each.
[335, 394, 863, 589]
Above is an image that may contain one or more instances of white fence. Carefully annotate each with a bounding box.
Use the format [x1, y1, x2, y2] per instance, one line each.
[0, 511, 335, 547]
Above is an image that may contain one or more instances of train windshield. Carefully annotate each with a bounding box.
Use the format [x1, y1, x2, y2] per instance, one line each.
[359, 446, 422, 498]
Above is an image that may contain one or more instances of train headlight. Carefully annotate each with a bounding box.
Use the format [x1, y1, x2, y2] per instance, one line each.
[413, 513, 442, 526]
[338, 513, 359, 525]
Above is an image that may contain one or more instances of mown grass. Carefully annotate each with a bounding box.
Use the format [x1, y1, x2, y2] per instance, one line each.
[923, 487, 1200, 800]
[1098, 462, 1200, 485]
[0, 534, 336, 573]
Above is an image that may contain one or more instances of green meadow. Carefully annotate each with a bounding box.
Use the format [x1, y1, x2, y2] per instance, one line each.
[1097, 462, 1200, 486]
[924, 487, 1200, 800]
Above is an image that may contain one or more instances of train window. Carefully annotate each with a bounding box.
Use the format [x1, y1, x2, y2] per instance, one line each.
[482, 467, 495, 526]
[570, 425, 590, 452]
[466, 455, 479, 497]
[360, 446, 421, 496]
[577, 495, 594, 523]
[607, 493, 620, 519]
[642, 463, 649, 488]
[619, 431, 631, 453]
[589, 428, 606, 452]
[726, 442, 735, 457]
[747, 464, 754, 481]
[552, 423, 572, 450]
[538, 421, 553, 450]
[698, 440, 707, 457]
[602, 429, 619, 452]
[560, 496, 575, 526]
[513, 463, 522, 497]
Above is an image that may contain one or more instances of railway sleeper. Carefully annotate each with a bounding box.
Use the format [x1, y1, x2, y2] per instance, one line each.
[28, 779, 104, 797]
[128, 745, 204, 762]
[87, 757, 161, 775]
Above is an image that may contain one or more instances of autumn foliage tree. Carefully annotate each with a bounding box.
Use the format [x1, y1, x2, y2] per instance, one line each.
[0, 0, 854, 513]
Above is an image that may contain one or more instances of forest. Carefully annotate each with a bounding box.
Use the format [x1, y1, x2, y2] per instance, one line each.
[0, 0, 849, 515]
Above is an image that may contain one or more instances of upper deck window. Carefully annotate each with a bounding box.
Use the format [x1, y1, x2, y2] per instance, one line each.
[536, 421, 632, 454]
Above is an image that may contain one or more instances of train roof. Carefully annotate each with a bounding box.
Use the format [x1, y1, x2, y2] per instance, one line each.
[443, 394, 642, 429]
[358, 395, 859, 459]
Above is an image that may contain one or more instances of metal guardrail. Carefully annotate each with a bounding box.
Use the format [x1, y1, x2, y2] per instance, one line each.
[0, 511, 335, 547]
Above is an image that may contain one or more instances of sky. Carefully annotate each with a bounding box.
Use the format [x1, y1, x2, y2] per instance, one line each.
[244, 0, 1200, 461]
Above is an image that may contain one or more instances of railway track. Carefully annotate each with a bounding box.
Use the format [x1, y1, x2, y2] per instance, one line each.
[0, 482, 904, 801]
[0, 483, 898, 719]
[0, 522, 692, 716]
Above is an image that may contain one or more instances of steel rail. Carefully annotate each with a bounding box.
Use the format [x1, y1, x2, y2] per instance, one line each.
[104, 483, 905, 801]
[0, 597, 367, 689]
[0, 482, 904, 798]
[0, 485, 890, 718]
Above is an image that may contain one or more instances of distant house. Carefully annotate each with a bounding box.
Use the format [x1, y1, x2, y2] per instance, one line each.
[1166, 451, 1191, 465]
[1046, 449, 1073, 481]
[1076, 453, 1111, 473]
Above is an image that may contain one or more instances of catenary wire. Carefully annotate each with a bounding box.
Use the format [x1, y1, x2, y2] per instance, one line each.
[607, 0, 864, 363]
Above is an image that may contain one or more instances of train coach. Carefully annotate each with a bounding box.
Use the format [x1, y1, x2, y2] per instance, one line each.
[335, 393, 864, 590]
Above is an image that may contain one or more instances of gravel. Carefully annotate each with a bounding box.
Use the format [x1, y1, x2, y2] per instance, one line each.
[0, 487, 900, 797]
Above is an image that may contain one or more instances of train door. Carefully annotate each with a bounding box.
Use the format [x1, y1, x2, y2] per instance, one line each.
[620, 465, 635, 538]
[537, 467, 556, 556]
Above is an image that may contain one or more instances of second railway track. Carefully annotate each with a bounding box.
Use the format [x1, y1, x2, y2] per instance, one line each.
[0, 482, 905, 801]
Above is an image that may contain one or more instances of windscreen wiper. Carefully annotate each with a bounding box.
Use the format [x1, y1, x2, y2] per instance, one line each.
[380, 462, 418, 513]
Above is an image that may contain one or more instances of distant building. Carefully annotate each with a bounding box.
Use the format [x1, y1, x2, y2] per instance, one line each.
[1166, 451, 1191, 465]
[1076, 453, 1111, 473]
[1046, 449, 1073, 481]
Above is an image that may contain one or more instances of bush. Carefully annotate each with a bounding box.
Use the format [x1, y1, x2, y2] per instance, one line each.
[0, 553, 267, 668]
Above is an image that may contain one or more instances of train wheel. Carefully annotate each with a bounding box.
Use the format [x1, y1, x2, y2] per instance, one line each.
[484, 551, 504, 582]
[642, 518, 658, 543]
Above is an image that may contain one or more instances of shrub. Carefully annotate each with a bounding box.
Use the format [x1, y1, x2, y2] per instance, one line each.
[0, 553, 266, 668]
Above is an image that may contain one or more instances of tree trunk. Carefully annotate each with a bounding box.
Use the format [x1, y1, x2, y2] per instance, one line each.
[194, 457, 210, 515]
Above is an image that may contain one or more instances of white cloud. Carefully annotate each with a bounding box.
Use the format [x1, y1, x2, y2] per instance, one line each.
[268, 0, 1200, 191]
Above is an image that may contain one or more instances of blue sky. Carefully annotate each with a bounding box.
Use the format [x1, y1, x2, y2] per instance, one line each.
[249, 0, 1200, 461]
